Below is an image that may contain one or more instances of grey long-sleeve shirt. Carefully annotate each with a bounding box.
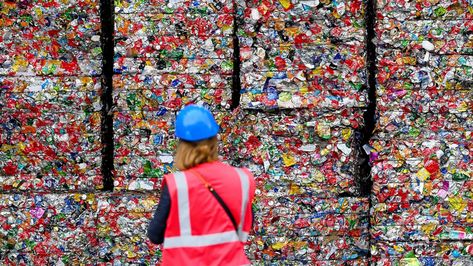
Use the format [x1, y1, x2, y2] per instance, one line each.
[147, 185, 170, 244]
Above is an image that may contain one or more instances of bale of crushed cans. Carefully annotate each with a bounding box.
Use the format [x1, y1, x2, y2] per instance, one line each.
[0, 192, 165, 264]
[0, 0, 104, 263]
[96, 193, 161, 263]
[237, 0, 368, 111]
[0, 0, 103, 193]
[221, 109, 365, 195]
[217, 107, 370, 263]
[371, 0, 473, 264]
[228, 0, 371, 263]
[112, 0, 236, 193]
[0, 193, 99, 264]
[109, 3, 236, 261]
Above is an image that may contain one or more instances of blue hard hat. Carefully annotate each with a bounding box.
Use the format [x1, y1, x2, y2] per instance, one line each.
[175, 105, 219, 142]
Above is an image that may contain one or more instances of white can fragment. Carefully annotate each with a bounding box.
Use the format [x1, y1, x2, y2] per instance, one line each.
[337, 143, 352, 155]
[421, 40, 435, 51]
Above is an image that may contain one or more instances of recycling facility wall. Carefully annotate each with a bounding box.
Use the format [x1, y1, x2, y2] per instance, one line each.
[0, 0, 472, 265]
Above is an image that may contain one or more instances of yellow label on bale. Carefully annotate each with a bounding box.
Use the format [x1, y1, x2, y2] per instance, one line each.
[341, 128, 352, 141]
[282, 154, 297, 167]
[312, 67, 323, 76]
[271, 242, 286, 250]
[401, 56, 416, 65]
[393, 244, 405, 253]
[12, 58, 28, 72]
[449, 196, 467, 212]
[279, 0, 292, 10]
[416, 168, 431, 181]
[320, 148, 330, 156]
[289, 183, 301, 195]
[421, 223, 435, 235]
[126, 250, 137, 259]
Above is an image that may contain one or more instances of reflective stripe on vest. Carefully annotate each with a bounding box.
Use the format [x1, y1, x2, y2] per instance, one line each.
[164, 231, 240, 248]
[235, 168, 250, 242]
[174, 172, 191, 236]
[163, 169, 250, 248]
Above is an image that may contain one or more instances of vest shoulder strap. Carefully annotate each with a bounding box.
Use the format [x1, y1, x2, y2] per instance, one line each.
[191, 170, 238, 232]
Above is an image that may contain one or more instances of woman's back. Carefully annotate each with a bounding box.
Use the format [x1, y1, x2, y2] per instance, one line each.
[162, 161, 255, 265]
[147, 105, 255, 266]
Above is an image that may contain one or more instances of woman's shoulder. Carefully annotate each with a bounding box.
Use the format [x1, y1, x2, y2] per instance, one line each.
[213, 160, 250, 170]
[218, 161, 254, 178]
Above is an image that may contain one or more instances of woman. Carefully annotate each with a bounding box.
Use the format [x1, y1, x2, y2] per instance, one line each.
[147, 105, 256, 265]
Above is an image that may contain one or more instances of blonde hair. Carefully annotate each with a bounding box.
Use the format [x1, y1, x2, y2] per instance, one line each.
[174, 137, 218, 170]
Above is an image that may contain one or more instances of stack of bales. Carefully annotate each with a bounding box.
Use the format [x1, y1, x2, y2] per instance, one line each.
[107, 0, 236, 263]
[231, 1, 371, 264]
[370, 1, 473, 264]
[0, 0, 103, 263]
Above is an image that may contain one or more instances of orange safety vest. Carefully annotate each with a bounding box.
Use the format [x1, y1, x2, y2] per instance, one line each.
[162, 161, 255, 266]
